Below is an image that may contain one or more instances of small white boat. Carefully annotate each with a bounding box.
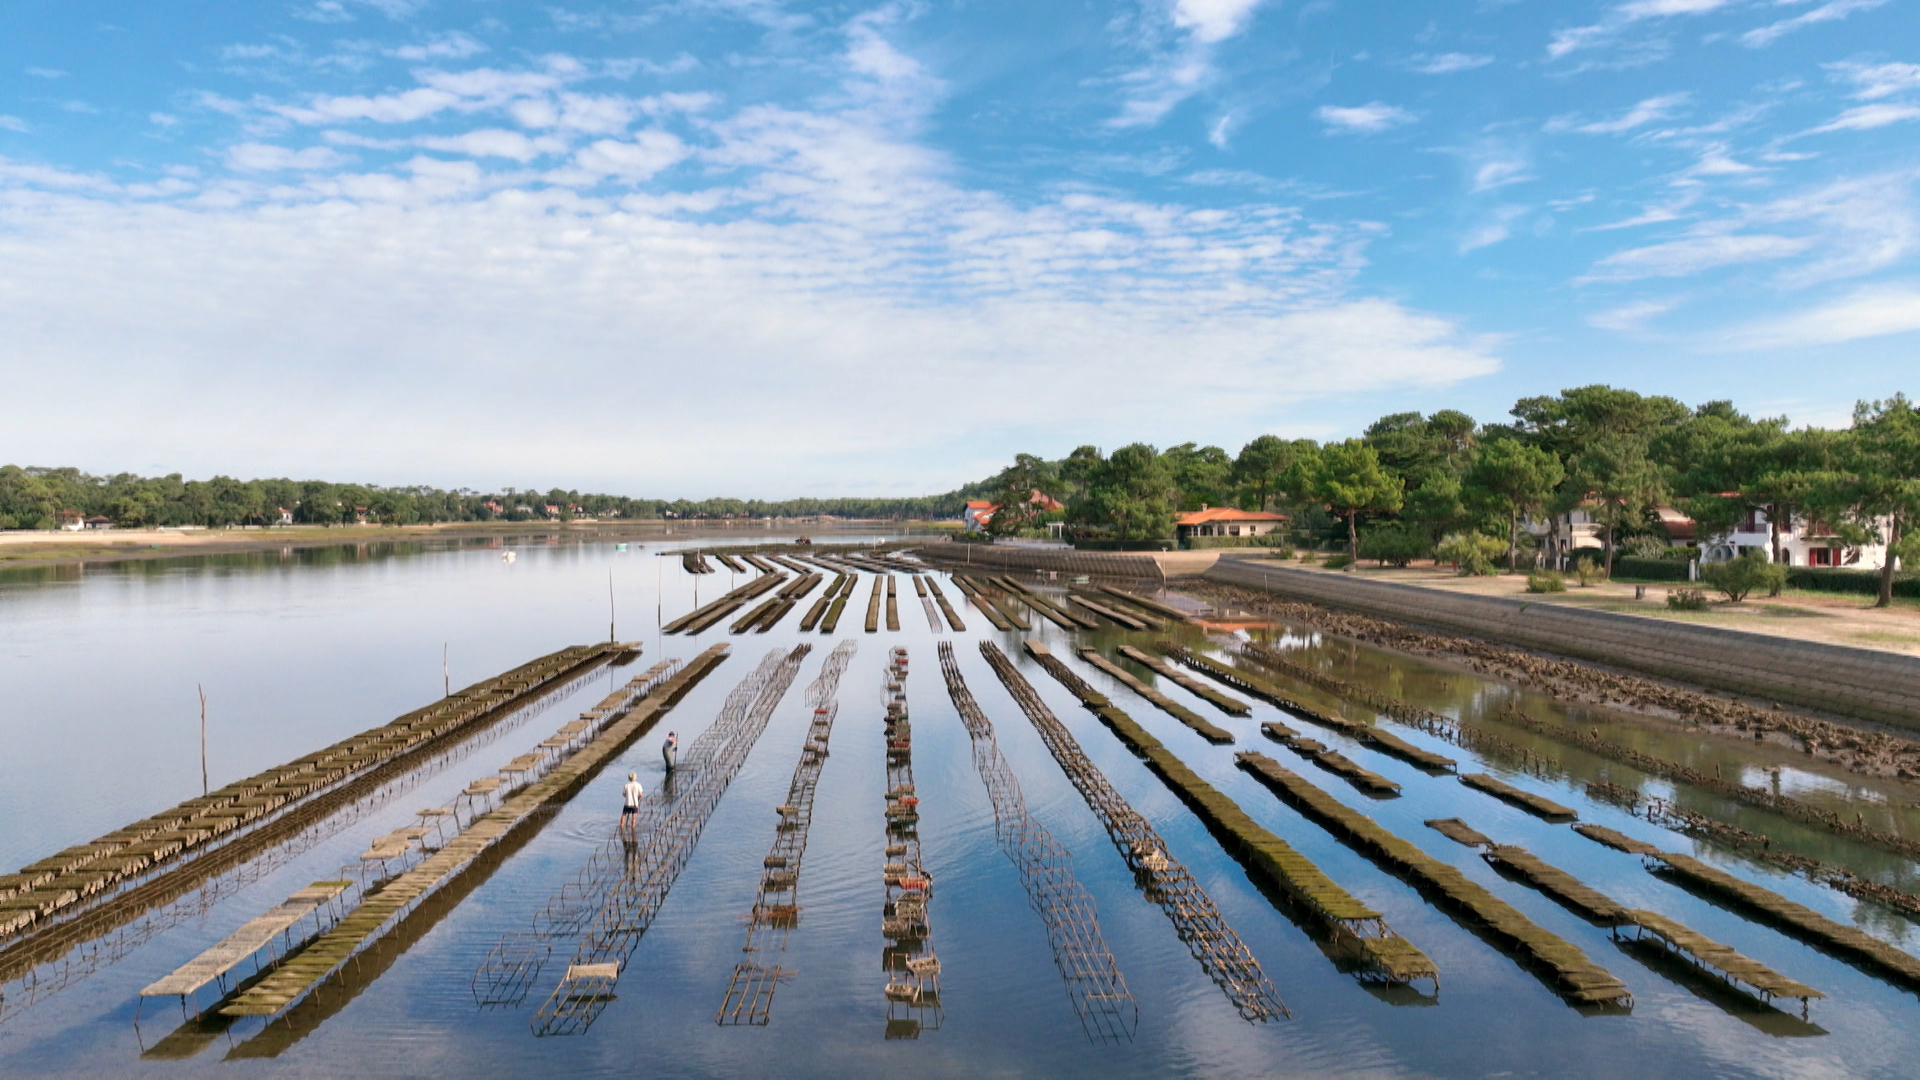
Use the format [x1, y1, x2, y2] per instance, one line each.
[502, 550, 517, 563]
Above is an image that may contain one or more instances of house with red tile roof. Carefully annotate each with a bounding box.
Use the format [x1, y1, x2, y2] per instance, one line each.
[1174, 506, 1287, 543]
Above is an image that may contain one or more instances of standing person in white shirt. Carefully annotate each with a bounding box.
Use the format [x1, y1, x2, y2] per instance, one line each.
[620, 772, 644, 837]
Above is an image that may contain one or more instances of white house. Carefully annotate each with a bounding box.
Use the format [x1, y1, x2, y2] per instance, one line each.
[1529, 504, 1892, 570]
[1700, 507, 1890, 569]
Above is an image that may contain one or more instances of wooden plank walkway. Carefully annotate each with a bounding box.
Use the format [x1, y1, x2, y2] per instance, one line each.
[1115, 646, 1249, 716]
[1076, 649, 1232, 744]
[221, 645, 731, 1017]
[1236, 752, 1628, 1007]
[1064, 593, 1156, 631]
[1166, 646, 1456, 772]
[1652, 851, 1920, 990]
[1460, 773, 1578, 820]
[141, 882, 350, 999]
[1096, 586, 1192, 623]
[0, 643, 619, 953]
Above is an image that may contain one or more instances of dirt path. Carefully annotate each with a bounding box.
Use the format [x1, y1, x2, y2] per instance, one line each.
[1224, 559, 1920, 658]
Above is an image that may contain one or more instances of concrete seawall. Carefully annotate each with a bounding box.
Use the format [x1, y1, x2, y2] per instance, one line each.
[1204, 560, 1920, 733]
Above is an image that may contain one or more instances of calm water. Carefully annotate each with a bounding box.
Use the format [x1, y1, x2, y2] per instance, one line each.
[3, 538, 1919, 1078]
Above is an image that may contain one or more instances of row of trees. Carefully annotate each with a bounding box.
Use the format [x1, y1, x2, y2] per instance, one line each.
[0, 468, 978, 533]
[974, 386, 1920, 607]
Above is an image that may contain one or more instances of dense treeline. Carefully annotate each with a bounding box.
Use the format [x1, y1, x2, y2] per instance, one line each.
[0, 467, 981, 532]
[974, 386, 1920, 607]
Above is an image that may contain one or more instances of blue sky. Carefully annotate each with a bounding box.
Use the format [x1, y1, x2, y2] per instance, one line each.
[3, 0, 1917, 497]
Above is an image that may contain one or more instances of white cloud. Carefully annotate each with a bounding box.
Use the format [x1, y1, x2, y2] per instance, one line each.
[1207, 113, 1233, 148]
[1827, 60, 1920, 100]
[1727, 283, 1920, 347]
[1742, 0, 1889, 48]
[0, 116, 29, 134]
[276, 87, 465, 125]
[1316, 103, 1416, 134]
[1549, 0, 1736, 60]
[1585, 172, 1918, 284]
[224, 143, 354, 171]
[1460, 205, 1529, 253]
[1172, 0, 1267, 45]
[1470, 149, 1534, 192]
[0, 28, 1504, 492]
[1408, 52, 1494, 74]
[1551, 93, 1689, 134]
[1112, 0, 1268, 128]
[1806, 102, 1920, 134]
[1588, 297, 1681, 331]
[555, 130, 689, 183]
[1586, 232, 1814, 280]
[24, 67, 66, 79]
[413, 129, 567, 162]
[293, 1, 354, 24]
[390, 32, 488, 62]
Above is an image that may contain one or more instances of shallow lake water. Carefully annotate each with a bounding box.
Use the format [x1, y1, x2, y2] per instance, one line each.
[3, 536, 1919, 1078]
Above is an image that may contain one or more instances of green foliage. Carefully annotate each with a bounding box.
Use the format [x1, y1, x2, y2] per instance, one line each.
[1525, 570, 1566, 593]
[1161, 443, 1233, 511]
[1304, 439, 1403, 562]
[1358, 525, 1429, 567]
[1463, 437, 1564, 571]
[1612, 556, 1691, 582]
[1079, 443, 1178, 540]
[0, 463, 978, 530]
[1701, 549, 1789, 602]
[1436, 532, 1505, 576]
[1620, 534, 1674, 559]
[1322, 553, 1354, 570]
[1231, 435, 1314, 512]
[1572, 556, 1603, 586]
[1785, 566, 1920, 598]
[1667, 588, 1709, 611]
[983, 453, 1060, 537]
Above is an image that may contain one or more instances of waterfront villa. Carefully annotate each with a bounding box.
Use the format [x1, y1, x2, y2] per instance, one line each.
[1175, 506, 1288, 543]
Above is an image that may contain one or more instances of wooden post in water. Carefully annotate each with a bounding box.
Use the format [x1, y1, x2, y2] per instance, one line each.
[197, 684, 208, 797]
[608, 567, 617, 642]
[443, 643, 450, 698]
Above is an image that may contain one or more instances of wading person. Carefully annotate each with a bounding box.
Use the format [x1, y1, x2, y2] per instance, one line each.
[620, 772, 643, 836]
[662, 731, 678, 773]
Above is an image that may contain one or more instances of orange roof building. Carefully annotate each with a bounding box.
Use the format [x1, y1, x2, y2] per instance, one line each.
[1175, 506, 1287, 540]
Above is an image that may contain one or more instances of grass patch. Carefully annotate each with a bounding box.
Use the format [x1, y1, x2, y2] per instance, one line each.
[1758, 604, 1833, 619]
[1849, 631, 1920, 645]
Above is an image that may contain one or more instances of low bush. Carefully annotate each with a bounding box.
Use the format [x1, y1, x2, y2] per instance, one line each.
[1702, 549, 1788, 602]
[1358, 525, 1430, 567]
[1620, 535, 1670, 560]
[1436, 532, 1506, 576]
[1525, 570, 1566, 593]
[1572, 556, 1603, 587]
[1298, 549, 1320, 563]
[1667, 588, 1709, 611]
[1322, 553, 1354, 570]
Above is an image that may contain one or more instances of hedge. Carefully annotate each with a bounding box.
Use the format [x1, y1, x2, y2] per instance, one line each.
[1612, 556, 1690, 582]
[1184, 534, 1288, 550]
[1785, 566, 1920, 599]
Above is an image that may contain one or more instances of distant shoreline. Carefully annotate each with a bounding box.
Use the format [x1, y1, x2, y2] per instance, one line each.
[0, 520, 941, 571]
